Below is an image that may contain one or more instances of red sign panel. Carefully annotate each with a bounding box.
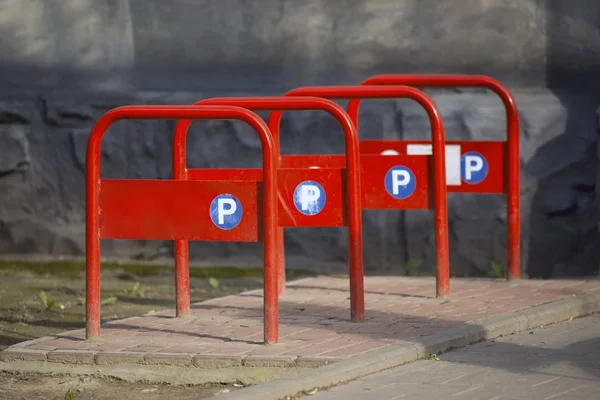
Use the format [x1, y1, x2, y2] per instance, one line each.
[280, 155, 347, 169]
[277, 167, 346, 227]
[99, 179, 261, 242]
[359, 154, 432, 210]
[360, 140, 506, 194]
[187, 167, 347, 227]
[281, 154, 434, 209]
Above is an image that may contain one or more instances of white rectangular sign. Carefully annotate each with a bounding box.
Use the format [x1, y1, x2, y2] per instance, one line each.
[406, 144, 462, 186]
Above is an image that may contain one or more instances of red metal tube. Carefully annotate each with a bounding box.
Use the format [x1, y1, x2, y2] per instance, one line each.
[361, 75, 520, 281]
[172, 117, 191, 319]
[172, 97, 363, 320]
[86, 105, 278, 344]
[271, 86, 449, 299]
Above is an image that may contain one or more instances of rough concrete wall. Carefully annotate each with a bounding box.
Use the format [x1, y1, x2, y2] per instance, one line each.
[0, 0, 598, 90]
[0, 0, 599, 278]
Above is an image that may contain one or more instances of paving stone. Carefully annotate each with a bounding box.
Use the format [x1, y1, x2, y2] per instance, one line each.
[24, 343, 59, 351]
[46, 350, 96, 364]
[125, 344, 166, 353]
[310, 314, 600, 400]
[202, 346, 254, 356]
[1, 277, 599, 368]
[296, 356, 343, 368]
[92, 342, 131, 352]
[143, 352, 193, 366]
[158, 344, 209, 354]
[0, 349, 47, 362]
[193, 355, 243, 368]
[60, 341, 102, 350]
[94, 351, 145, 365]
[243, 355, 297, 367]
[320, 342, 393, 357]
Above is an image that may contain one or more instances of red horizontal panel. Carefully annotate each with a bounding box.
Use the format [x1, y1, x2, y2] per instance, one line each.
[187, 168, 262, 181]
[277, 167, 346, 227]
[359, 154, 432, 210]
[99, 179, 260, 242]
[359, 140, 506, 194]
[454, 141, 505, 194]
[280, 155, 346, 169]
[187, 167, 348, 227]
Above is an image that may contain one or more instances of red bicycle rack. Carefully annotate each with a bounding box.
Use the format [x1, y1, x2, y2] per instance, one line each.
[172, 97, 364, 326]
[86, 76, 519, 346]
[269, 86, 450, 297]
[359, 75, 520, 280]
[85, 105, 279, 343]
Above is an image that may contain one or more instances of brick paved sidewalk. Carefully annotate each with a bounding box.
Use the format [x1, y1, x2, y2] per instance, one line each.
[2, 277, 599, 368]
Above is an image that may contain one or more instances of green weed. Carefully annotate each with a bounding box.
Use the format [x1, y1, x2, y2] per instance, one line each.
[77, 296, 118, 306]
[124, 282, 145, 297]
[208, 277, 220, 289]
[404, 258, 423, 277]
[100, 296, 118, 306]
[488, 259, 505, 279]
[39, 291, 63, 311]
[0, 259, 314, 280]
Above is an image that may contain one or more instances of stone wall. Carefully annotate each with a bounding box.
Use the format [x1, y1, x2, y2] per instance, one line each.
[0, 0, 599, 278]
[1, 0, 599, 91]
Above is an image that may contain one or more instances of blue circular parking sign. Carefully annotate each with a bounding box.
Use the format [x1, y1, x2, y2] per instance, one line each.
[209, 194, 243, 230]
[385, 166, 416, 199]
[293, 181, 326, 215]
[461, 151, 488, 185]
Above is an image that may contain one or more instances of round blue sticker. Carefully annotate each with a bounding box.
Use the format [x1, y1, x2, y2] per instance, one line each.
[293, 181, 326, 215]
[461, 151, 488, 185]
[384, 166, 416, 199]
[209, 194, 243, 230]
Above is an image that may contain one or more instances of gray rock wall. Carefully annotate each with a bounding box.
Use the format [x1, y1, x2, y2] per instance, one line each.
[0, 0, 599, 278]
[1, 0, 599, 91]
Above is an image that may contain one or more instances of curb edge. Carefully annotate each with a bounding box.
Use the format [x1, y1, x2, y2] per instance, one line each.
[208, 289, 600, 400]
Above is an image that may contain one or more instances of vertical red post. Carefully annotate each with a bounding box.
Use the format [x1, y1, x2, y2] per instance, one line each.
[272, 133, 286, 295]
[87, 105, 278, 344]
[172, 127, 191, 318]
[173, 97, 364, 322]
[277, 86, 449, 297]
[86, 131, 102, 339]
[361, 75, 520, 281]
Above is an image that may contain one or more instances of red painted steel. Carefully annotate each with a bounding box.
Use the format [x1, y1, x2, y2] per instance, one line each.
[358, 75, 520, 281]
[191, 156, 432, 210]
[359, 155, 433, 209]
[100, 179, 261, 241]
[172, 97, 364, 320]
[188, 168, 263, 181]
[269, 86, 450, 298]
[279, 155, 347, 169]
[86, 105, 279, 345]
[360, 140, 507, 194]
[188, 166, 347, 227]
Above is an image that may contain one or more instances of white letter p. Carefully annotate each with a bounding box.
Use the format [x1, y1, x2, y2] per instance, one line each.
[392, 170, 411, 195]
[217, 198, 236, 225]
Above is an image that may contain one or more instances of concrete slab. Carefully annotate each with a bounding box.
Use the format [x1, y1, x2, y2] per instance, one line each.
[1, 276, 599, 388]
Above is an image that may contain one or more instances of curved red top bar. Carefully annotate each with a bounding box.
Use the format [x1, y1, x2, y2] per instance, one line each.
[171, 97, 361, 249]
[361, 74, 520, 281]
[85, 105, 278, 341]
[172, 97, 360, 181]
[356, 75, 518, 143]
[272, 85, 450, 297]
[171, 96, 364, 321]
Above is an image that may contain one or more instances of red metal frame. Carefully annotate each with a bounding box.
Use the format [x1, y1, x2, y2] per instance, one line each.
[269, 86, 450, 297]
[358, 75, 520, 280]
[171, 97, 365, 321]
[86, 105, 279, 344]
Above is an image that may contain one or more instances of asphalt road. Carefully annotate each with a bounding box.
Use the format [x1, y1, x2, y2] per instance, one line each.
[309, 314, 600, 400]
